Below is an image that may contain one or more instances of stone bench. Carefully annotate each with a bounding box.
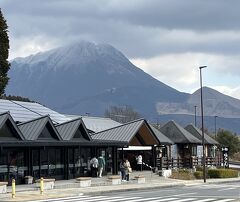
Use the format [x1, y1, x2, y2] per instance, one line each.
[159, 169, 172, 178]
[0, 182, 8, 194]
[35, 178, 55, 190]
[108, 175, 121, 185]
[135, 175, 145, 184]
[24, 176, 33, 184]
[76, 177, 91, 187]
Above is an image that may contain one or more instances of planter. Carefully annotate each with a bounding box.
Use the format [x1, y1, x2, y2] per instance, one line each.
[35, 178, 55, 190]
[76, 177, 91, 187]
[108, 175, 121, 185]
[25, 176, 33, 184]
[0, 182, 7, 194]
[135, 175, 145, 184]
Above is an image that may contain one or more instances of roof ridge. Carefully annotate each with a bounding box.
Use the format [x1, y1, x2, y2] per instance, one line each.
[10, 100, 59, 124]
[17, 115, 49, 126]
[56, 117, 82, 126]
[0, 111, 10, 116]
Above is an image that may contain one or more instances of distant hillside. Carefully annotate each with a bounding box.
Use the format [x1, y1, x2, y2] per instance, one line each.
[6, 41, 240, 134]
[156, 87, 240, 119]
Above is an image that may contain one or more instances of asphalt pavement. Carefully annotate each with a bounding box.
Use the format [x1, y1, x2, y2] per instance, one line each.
[1, 171, 240, 202]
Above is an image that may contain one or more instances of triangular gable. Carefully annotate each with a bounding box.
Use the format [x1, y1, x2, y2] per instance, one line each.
[18, 116, 62, 140]
[73, 124, 91, 141]
[0, 112, 24, 140]
[129, 120, 160, 146]
[56, 118, 91, 141]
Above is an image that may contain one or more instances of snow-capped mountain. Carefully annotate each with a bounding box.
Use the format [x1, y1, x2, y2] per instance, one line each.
[6, 41, 240, 133]
[6, 41, 186, 117]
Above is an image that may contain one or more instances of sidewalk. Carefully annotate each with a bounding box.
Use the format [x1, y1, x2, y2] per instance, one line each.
[1, 171, 240, 202]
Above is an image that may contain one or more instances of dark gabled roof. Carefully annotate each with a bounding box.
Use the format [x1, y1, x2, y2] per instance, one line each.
[149, 125, 173, 145]
[0, 111, 25, 140]
[92, 119, 160, 145]
[160, 120, 202, 144]
[55, 118, 91, 141]
[66, 114, 122, 133]
[185, 124, 219, 145]
[18, 115, 62, 140]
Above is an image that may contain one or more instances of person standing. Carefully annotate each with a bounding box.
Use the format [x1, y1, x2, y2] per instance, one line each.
[120, 160, 126, 181]
[124, 159, 131, 181]
[98, 155, 105, 177]
[90, 157, 98, 177]
[136, 154, 143, 171]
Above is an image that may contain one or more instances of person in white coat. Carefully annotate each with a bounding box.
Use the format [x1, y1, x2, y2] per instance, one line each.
[136, 154, 142, 171]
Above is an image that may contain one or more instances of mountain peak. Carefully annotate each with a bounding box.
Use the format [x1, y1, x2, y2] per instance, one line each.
[12, 41, 129, 70]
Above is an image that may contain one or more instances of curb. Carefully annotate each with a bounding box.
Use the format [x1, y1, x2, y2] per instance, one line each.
[83, 183, 185, 195]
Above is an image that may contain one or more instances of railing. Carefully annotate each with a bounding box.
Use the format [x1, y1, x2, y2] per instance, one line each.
[157, 156, 224, 170]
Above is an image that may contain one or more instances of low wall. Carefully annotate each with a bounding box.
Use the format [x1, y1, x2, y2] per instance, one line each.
[35, 178, 55, 190]
[0, 182, 7, 194]
[108, 175, 121, 185]
[76, 177, 91, 187]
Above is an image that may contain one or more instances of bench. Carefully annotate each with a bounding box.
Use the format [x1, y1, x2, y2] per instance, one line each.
[24, 176, 33, 184]
[76, 177, 91, 187]
[159, 169, 172, 178]
[108, 175, 121, 185]
[35, 178, 55, 190]
[135, 175, 145, 184]
[0, 182, 8, 194]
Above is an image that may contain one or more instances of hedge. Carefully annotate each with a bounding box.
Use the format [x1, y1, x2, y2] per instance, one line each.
[208, 169, 239, 178]
[194, 171, 203, 179]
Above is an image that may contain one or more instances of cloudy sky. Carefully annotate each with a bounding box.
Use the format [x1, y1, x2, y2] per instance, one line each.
[2, 0, 240, 99]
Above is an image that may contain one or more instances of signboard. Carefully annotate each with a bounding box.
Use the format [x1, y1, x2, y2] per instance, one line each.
[221, 147, 229, 168]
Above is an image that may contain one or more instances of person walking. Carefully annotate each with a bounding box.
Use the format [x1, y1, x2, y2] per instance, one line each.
[136, 154, 143, 171]
[98, 155, 105, 177]
[90, 157, 98, 177]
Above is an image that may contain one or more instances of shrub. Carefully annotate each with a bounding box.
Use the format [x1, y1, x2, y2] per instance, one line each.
[194, 171, 203, 179]
[170, 169, 195, 180]
[195, 166, 203, 172]
[208, 169, 239, 178]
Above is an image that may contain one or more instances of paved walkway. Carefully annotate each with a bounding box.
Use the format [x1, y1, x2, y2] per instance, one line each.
[1, 171, 240, 202]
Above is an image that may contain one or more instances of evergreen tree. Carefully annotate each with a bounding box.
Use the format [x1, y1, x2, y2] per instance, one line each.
[0, 8, 10, 95]
[216, 129, 240, 156]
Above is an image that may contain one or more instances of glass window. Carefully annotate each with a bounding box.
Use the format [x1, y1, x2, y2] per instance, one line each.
[40, 149, 48, 177]
[32, 149, 40, 179]
[0, 150, 8, 181]
[55, 148, 64, 179]
[192, 145, 197, 156]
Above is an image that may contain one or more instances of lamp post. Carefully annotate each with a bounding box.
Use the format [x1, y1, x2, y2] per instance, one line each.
[214, 115, 218, 139]
[194, 105, 197, 127]
[199, 65, 207, 183]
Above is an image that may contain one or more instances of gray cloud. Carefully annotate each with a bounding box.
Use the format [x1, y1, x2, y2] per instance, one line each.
[2, 0, 240, 60]
[1, 0, 240, 98]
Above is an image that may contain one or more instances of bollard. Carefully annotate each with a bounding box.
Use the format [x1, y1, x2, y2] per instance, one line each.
[12, 179, 16, 198]
[40, 177, 44, 195]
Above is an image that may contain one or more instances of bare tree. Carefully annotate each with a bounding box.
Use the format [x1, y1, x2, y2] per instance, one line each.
[104, 105, 142, 123]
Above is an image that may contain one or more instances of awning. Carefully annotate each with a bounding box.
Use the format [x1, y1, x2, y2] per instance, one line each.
[118, 146, 152, 151]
